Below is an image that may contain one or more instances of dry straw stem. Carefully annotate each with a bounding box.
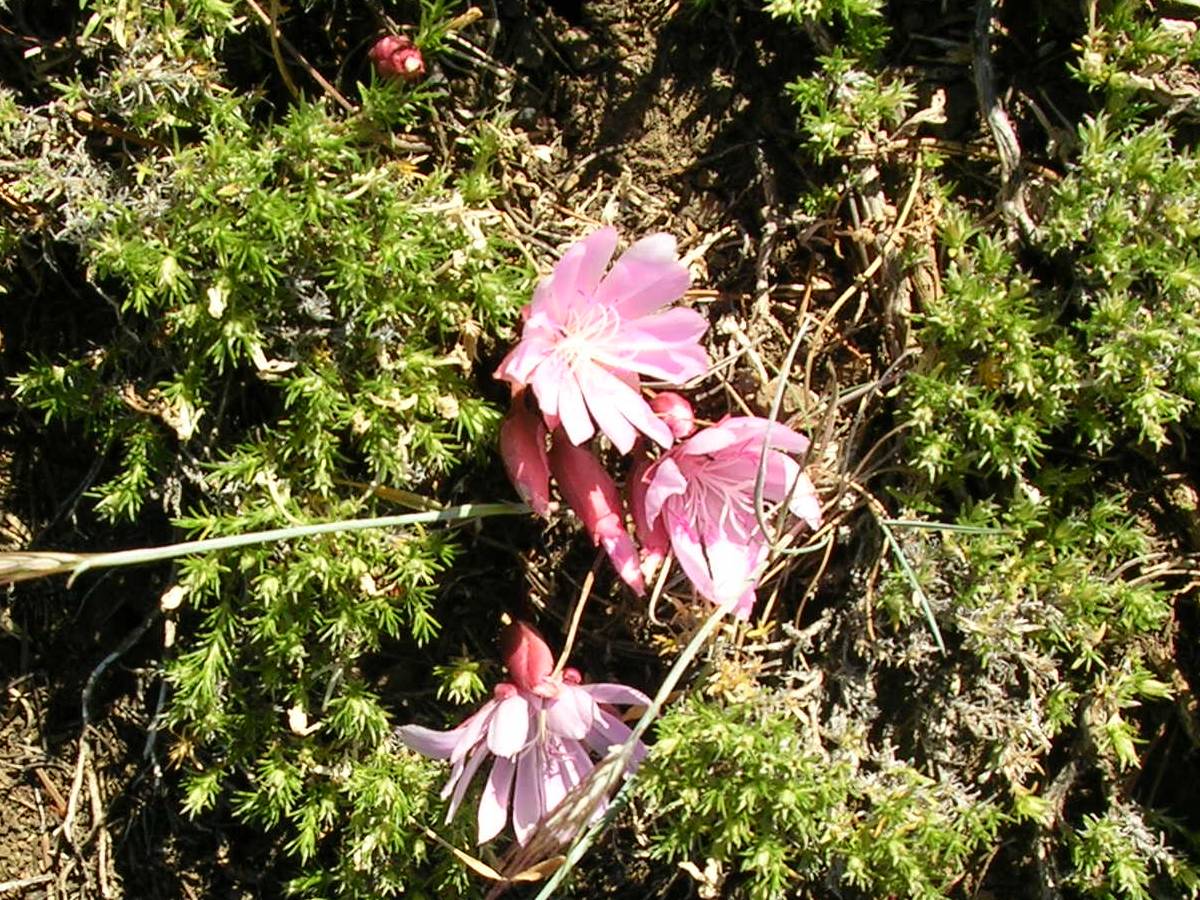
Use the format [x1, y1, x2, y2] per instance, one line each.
[0, 504, 529, 587]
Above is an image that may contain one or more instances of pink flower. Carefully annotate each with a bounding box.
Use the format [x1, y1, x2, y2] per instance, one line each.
[548, 430, 646, 595]
[650, 391, 696, 439]
[495, 228, 709, 455]
[641, 417, 822, 618]
[369, 35, 426, 82]
[499, 397, 552, 516]
[395, 622, 649, 846]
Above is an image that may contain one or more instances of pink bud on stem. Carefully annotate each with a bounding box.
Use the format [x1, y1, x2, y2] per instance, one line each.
[499, 397, 552, 517]
[500, 621, 555, 693]
[650, 391, 695, 439]
[369, 35, 426, 82]
[548, 430, 646, 596]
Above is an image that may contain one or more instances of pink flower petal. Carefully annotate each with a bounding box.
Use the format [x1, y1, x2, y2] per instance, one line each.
[446, 742, 490, 823]
[543, 228, 618, 321]
[542, 737, 591, 817]
[595, 233, 691, 319]
[667, 512, 717, 601]
[450, 704, 496, 765]
[394, 724, 464, 760]
[584, 709, 647, 770]
[704, 529, 765, 610]
[546, 685, 599, 740]
[527, 353, 565, 421]
[788, 470, 823, 531]
[477, 755, 516, 844]
[580, 683, 651, 707]
[643, 456, 688, 529]
[512, 746, 546, 845]
[486, 693, 531, 757]
[553, 371, 595, 446]
[682, 417, 811, 457]
[603, 308, 710, 382]
[599, 527, 647, 596]
[730, 585, 757, 620]
[494, 334, 554, 388]
[577, 365, 639, 454]
[583, 364, 673, 451]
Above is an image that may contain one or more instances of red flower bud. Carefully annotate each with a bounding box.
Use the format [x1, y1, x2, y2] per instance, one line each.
[650, 391, 695, 439]
[548, 430, 646, 596]
[369, 34, 426, 83]
[500, 621, 555, 692]
[499, 397, 552, 516]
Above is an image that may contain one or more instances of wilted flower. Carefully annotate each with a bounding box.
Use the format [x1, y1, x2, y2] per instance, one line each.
[499, 396, 552, 516]
[395, 622, 649, 845]
[369, 35, 426, 82]
[495, 228, 709, 455]
[640, 417, 821, 618]
[649, 391, 696, 439]
[548, 429, 646, 595]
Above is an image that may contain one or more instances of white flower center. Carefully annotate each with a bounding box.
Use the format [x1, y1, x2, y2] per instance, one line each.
[555, 304, 620, 368]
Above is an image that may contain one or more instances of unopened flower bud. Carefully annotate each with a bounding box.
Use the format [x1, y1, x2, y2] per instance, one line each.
[501, 621, 555, 692]
[369, 35, 426, 83]
[650, 391, 695, 439]
[549, 431, 646, 596]
[499, 398, 552, 516]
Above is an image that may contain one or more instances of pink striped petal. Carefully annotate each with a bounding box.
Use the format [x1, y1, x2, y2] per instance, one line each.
[583, 364, 673, 451]
[554, 372, 595, 446]
[477, 756, 516, 844]
[544, 228, 618, 320]
[667, 513, 716, 602]
[595, 233, 691, 319]
[445, 743, 490, 823]
[541, 738, 586, 818]
[578, 365, 639, 454]
[681, 417, 810, 457]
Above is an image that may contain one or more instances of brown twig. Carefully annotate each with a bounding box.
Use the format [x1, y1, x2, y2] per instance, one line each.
[266, 0, 302, 103]
[244, 0, 356, 113]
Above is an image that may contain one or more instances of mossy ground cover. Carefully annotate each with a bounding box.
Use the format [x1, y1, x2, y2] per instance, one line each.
[0, 0, 1197, 897]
